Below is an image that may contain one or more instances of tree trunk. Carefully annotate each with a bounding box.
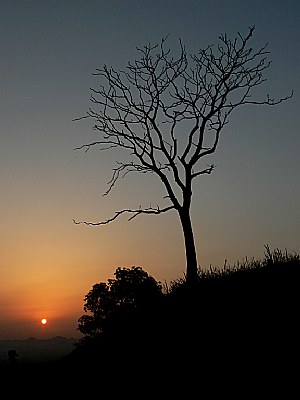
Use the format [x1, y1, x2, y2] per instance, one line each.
[179, 209, 199, 285]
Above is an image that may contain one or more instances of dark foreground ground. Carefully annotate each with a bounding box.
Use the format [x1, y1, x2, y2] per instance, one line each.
[2, 325, 298, 397]
[1, 254, 299, 396]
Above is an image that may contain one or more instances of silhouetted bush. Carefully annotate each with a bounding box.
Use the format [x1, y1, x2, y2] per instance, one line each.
[77, 266, 164, 345]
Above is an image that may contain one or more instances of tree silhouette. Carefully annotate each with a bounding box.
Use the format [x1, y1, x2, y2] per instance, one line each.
[77, 266, 163, 338]
[74, 26, 292, 285]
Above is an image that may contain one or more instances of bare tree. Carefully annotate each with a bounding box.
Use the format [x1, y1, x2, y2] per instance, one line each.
[74, 26, 292, 285]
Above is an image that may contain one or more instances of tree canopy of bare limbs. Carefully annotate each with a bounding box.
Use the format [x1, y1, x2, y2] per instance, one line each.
[74, 26, 292, 285]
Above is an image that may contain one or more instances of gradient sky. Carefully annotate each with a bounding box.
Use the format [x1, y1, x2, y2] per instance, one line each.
[1, 0, 299, 340]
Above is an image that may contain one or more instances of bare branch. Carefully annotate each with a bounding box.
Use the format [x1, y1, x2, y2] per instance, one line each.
[73, 204, 175, 226]
[103, 161, 154, 196]
[192, 164, 215, 178]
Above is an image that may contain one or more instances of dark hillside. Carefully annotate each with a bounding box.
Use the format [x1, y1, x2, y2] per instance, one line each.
[166, 247, 299, 361]
[56, 248, 299, 389]
[2, 248, 299, 395]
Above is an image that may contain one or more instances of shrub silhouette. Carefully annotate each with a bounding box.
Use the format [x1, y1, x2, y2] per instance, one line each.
[77, 266, 164, 341]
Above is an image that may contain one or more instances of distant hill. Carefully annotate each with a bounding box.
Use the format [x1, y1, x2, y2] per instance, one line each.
[0, 336, 79, 366]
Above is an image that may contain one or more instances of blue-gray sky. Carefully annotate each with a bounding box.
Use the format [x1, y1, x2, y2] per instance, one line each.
[1, 0, 299, 339]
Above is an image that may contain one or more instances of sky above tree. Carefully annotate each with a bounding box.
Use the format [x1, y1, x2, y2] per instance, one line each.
[1, 0, 299, 339]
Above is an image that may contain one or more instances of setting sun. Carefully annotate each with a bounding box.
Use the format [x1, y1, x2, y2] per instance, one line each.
[41, 318, 47, 325]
